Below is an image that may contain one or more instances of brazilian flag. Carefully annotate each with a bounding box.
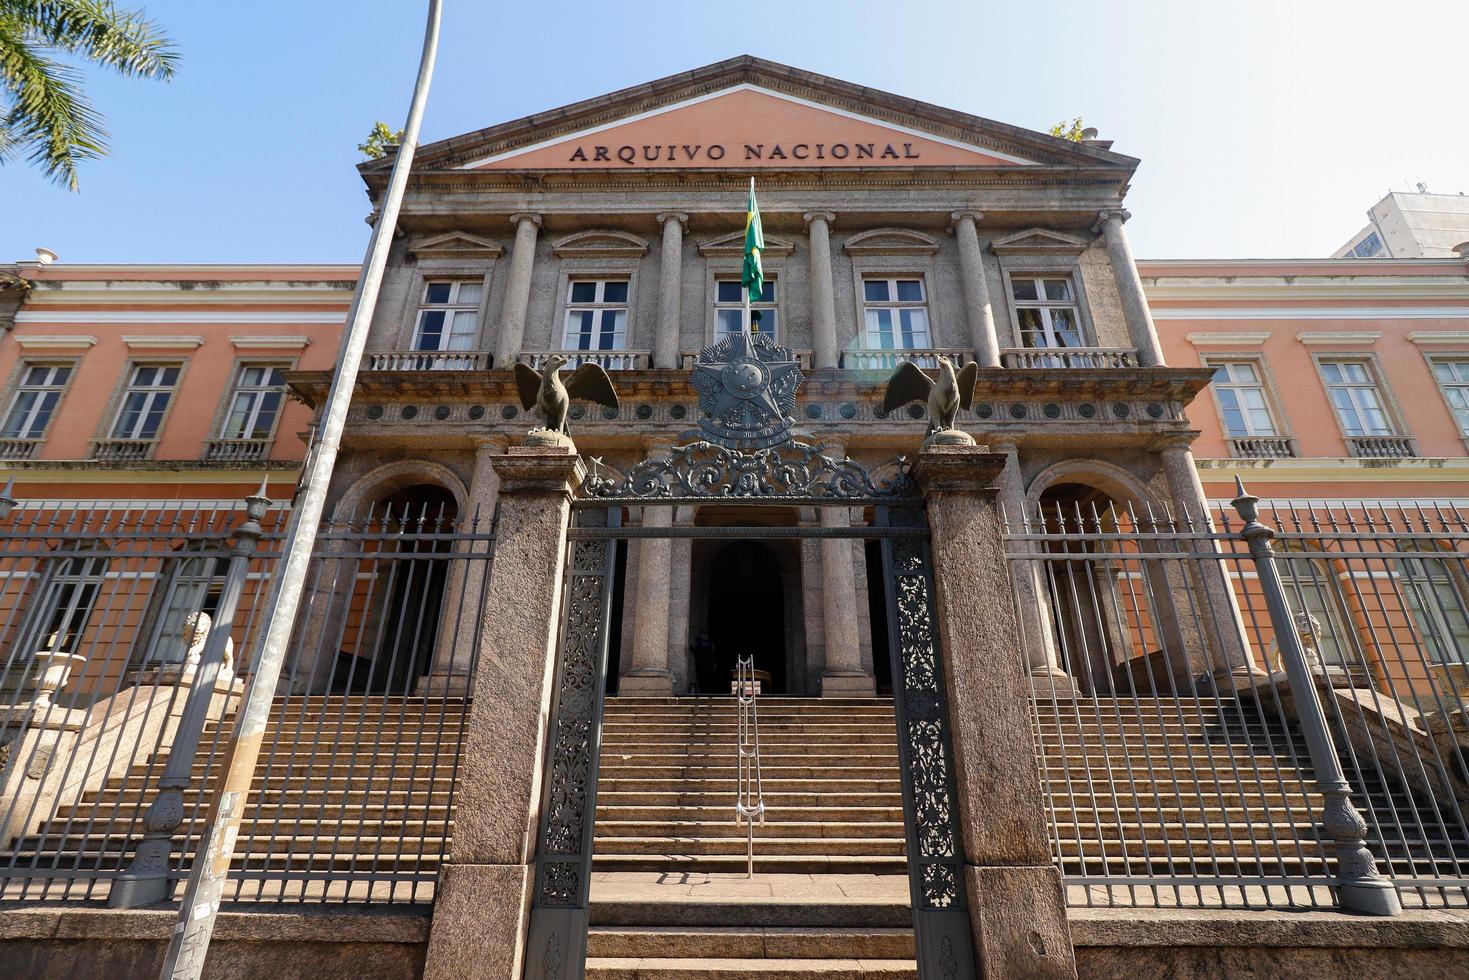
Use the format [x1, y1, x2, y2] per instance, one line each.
[742, 178, 764, 314]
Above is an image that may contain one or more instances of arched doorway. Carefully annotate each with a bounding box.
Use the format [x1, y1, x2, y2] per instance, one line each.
[703, 540, 787, 693]
[361, 483, 458, 693]
[1037, 481, 1130, 694]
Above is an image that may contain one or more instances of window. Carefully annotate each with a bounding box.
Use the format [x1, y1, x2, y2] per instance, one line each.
[30, 553, 108, 655]
[1, 364, 71, 439]
[1280, 559, 1354, 667]
[412, 281, 482, 352]
[862, 278, 930, 350]
[1011, 276, 1083, 349]
[1399, 545, 1469, 665]
[143, 551, 227, 665]
[563, 279, 628, 351]
[220, 365, 286, 441]
[1349, 232, 1385, 258]
[1431, 359, 1469, 435]
[1320, 360, 1393, 436]
[715, 279, 778, 339]
[1210, 361, 1278, 437]
[110, 365, 180, 441]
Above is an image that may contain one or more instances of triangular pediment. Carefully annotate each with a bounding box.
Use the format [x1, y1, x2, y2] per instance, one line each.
[386, 57, 1137, 177]
[408, 232, 504, 260]
[842, 228, 941, 256]
[989, 228, 1090, 255]
[550, 230, 650, 258]
[697, 230, 795, 257]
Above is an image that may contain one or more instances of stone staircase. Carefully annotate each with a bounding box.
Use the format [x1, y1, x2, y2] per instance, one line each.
[2, 696, 463, 901]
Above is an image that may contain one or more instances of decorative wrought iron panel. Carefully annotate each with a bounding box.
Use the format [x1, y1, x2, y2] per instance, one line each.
[877, 505, 977, 980]
[525, 506, 620, 980]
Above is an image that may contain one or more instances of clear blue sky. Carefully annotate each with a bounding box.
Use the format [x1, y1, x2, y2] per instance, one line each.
[4, 0, 1466, 264]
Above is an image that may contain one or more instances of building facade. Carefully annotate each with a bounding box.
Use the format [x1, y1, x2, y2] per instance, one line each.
[1334, 188, 1469, 259]
[3, 56, 1469, 978]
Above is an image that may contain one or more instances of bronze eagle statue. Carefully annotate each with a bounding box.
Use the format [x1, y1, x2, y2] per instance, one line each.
[513, 354, 620, 436]
[882, 355, 978, 435]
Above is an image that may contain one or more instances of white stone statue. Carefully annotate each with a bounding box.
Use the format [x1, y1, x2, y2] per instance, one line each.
[182, 610, 233, 677]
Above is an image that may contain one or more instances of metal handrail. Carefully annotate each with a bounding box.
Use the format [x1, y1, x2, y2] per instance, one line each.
[734, 654, 765, 878]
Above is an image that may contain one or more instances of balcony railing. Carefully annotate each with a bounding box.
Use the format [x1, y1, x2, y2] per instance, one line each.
[366, 350, 490, 371]
[1001, 347, 1138, 369]
[682, 348, 813, 370]
[839, 348, 973, 372]
[520, 350, 650, 371]
[1227, 436, 1296, 460]
[0, 439, 39, 461]
[92, 439, 154, 462]
[1348, 435, 1416, 459]
[205, 438, 271, 462]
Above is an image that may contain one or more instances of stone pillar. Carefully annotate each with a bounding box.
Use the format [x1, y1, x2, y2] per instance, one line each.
[913, 445, 1078, 979]
[493, 212, 542, 369]
[654, 211, 687, 369]
[423, 445, 584, 980]
[422, 435, 509, 696]
[622, 442, 676, 693]
[1094, 209, 1165, 367]
[1158, 437, 1266, 688]
[667, 506, 694, 693]
[820, 503, 874, 696]
[993, 440, 1076, 695]
[951, 211, 1001, 367]
[804, 211, 839, 369]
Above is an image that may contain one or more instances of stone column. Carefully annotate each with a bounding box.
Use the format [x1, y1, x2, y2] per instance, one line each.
[950, 211, 1001, 367]
[913, 444, 1078, 979]
[622, 441, 676, 693]
[1094, 209, 1165, 367]
[493, 212, 542, 369]
[422, 435, 509, 696]
[993, 439, 1077, 695]
[654, 211, 687, 369]
[423, 444, 584, 980]
[804, 211, 839, 369]
[667, 506, 694, 693]
[820, 503, 874, 696]
[1158, 437, 1266, 688]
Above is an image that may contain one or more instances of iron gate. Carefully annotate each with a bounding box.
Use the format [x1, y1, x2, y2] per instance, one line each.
[519, 438, 975, 980]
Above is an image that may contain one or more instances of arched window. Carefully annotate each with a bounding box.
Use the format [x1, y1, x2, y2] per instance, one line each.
[1398, 543, 1469, 665]
[139, 547, 229, 665]
[22, 550, 109, 656]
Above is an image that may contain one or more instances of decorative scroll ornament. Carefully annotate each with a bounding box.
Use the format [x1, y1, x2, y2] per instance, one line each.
[581, 440, 915, 501]
[689, 331, 802, 449]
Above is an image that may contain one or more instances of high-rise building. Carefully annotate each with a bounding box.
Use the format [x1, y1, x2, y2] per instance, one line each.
[1334, 188, 1469, 258]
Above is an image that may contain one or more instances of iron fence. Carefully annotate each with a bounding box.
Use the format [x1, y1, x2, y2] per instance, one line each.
[0, 494, 494, 905]
[1008, 494, 1469, 911]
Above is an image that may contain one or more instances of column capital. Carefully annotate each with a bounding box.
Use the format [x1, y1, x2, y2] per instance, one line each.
[471, 433, 512, 456]
[640, 434, 678, 456]
[991, 437, 1020, 457]
[655, 211, 688, 228]
[803, 210, 835, 227]
[1092, 208, 1131, 233]
[912, 444, 1007, 496]
[509, 211, 543, 229]
[1154, 432, 1198, 454]
[948, 210, 984, 232]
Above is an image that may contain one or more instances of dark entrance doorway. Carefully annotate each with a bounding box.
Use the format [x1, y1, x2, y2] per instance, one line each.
[705, 540, 786, 694]
[368, 483, 457, 693]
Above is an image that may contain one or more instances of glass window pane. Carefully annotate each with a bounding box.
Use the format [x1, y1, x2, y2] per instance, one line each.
[717, 281, 743, 303]
[758, 281, 776, 303]
[602, 280, 628, 303]
[161, 367, 179, 386]
[425, 282, 452, 304]
[1017, 308, 1044, 345]
[755, 310, 776, 338]
[1011, 278, 1038, 302]
[1050, 309, 1082, 346]
[895, 280, 924, 302]
[716, 309, 742, 334]
[570, 281, 596, 304]
[1321, 363, 1343, 384]
[1043, 278, 1072, 302]
[899, 308, 929, 347]
[863, 280, 889, 302]
[455, 282, 482, 304]
[415, 310, 445, 350]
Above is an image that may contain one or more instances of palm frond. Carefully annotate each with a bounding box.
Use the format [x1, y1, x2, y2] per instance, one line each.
[0, 16, 108, 189]
[6, 1, 178, 79]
